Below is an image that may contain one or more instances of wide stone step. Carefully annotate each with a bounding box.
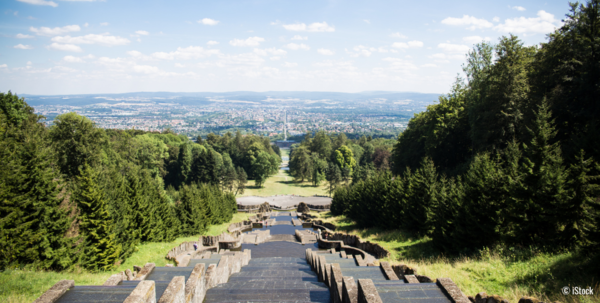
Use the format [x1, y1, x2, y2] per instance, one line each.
[249, 257, 305, 263]
[55, 286, 136, 303]
[374, 283, 452, 303]
[227, 276, 320, 283]
[187, 258, 221, 268]
[212, 280, 328, 290]
[234, 270, 317, 278]
[144, 267, 194, 282]
[203, 288, 330, 303]
[240, 266, 312, 272]
[245, 261, 308, 267]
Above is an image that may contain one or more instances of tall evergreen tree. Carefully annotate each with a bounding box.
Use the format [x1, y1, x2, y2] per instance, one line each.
[74, 165, 120, 271]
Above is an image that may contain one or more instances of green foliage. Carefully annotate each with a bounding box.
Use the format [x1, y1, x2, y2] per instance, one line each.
[49, 113, 105, 180]
[74, 165, 121, 272]
[335, 2, 600, 257]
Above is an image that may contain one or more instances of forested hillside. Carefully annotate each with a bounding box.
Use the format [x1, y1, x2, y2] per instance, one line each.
[331, 1, 600, 256]
[0, 94, 280, 271]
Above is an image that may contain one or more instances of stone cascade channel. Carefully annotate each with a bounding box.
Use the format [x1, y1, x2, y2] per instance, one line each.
[42, 211, 469, 303]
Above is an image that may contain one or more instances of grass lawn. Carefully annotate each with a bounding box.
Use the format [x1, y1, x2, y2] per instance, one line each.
[0, 212, 253, 303]
[313, 212, 600, 303]
[240, 148, 331, 197]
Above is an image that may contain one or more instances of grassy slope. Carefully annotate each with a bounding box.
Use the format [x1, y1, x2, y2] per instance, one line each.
[314, 212, 600, 303]
[0, 212, 253, 303]
[241, 148, 331, 197]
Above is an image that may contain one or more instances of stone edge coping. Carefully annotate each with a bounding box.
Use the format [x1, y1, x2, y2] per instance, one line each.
[35, 249, 252, 303]
[33, 279, 74, 303]
[358, 279, 383, 303]
[437, 278, 471, 303]
[316, 231, 379, 265]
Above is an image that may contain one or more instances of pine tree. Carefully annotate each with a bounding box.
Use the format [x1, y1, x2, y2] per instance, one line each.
[0, 96, 74, 270]
[402, 158, 439, 236]
[74, 165, 120, 271]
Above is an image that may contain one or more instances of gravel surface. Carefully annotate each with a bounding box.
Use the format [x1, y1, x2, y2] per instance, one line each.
[236, 195, 332, 207]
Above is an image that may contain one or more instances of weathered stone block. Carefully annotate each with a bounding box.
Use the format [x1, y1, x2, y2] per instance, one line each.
[404, 275, 419, 283]
[416, 274, 433, 283]
[379, 262, 399, 280]
[103, 272, 126, 286]
[475, 292, 488, 303]
[340, 251, 347, 258]
[124, 280, 156, 303]
[357, 279, 382, 303]
[158, 276, 184, 303]
[342, 276, 358, 303]
[518, 297, 540, 303]
[134, 263, 156, 281]
[185, 263, 205, 303]
[437, 278, 470, 303]
[325, 264, 332, 287]
[33, 279, 74, 303]
[205, 264, 218, 289]
[355, 255, 367, 266]
[330, 263, 343, 303]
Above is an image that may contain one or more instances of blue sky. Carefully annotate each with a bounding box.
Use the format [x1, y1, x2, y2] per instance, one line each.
[1, 0, 567, 95]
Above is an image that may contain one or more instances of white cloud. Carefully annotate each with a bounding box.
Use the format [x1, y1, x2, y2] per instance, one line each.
[391, 40, 423, 49]
[30, 25, 80, 36]
[199, 18, 219, 26]
[270, 56, 281, 61]
[16, 33, 34, 39]
[493, 17, 500, 22]
[382, 57, 418, 71]
[135, 30, 149, 36]
[283, 62, 298, 68]
[438, 43, 470, 53]
[14, 44, 33, 50]
[291, 35, 308, 40]
[0, 64, 7, 68]
[127, 50, 153, 61]
[254, 48, 287, 56]
[494, 10, 561, 34]
[174, 63, 185, 68]
[346, 45, 388, 57]
[421, 63, 437, 68]
[390, 32, 407, 38]
[463, 36, 491, 44]
[84, 23, 89, 27]
[51, 33, 130, 46]
[27, 61, 32, 65]
[100, 22, 109, 26]
[510, 6, 526, 11]
[48, 43, 82, 52]
[17, 0, 58, 7]
[63, 55, 84, 63]
[318, 48, 335, 55]
[207, 40, 219, 45]
[441, 15, 493, 30]
[133, 65, 160, 74]
[284, 43, 310, 50]
[229, 36, 265, 47]
[364, 19, 370, 24]
[282, 22, 335, 32]
[152, 46, 220, 60]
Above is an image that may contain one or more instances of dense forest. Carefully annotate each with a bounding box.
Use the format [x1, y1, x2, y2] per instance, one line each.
[0, 96, 280, 271]
[288, 131, 395, 194]
[330, 1, 600, 256]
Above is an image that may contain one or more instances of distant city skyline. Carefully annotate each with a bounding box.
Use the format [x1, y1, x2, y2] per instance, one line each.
[1, 0, 566, 95]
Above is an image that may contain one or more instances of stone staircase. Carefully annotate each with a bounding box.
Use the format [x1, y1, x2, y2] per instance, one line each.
[307, 250, 469, 303]
[204, 257, 330, 303]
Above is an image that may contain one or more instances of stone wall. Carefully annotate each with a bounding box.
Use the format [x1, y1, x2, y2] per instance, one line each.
[327, 233, 389, 259]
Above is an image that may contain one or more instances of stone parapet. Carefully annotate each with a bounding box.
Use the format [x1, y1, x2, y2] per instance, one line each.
[404, 275, 420, 283]
[134, 263, 156, 281]
[124, 280, 156, 303]
[437, 278, 470, 303]
[379, 262, 399, 280]
[158, 276, 184, 303]
[103, 272, 126, 286]
[342, 276, 358, 303]
[184, 263, 206, 303]
[330, 263, 344, 303]
[33, 279, 74, 303]
[357, 279, 382, 303]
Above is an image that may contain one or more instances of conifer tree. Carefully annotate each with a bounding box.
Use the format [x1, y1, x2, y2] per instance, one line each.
[74, 164, 120, 271]
[0, 93, 74, 270]
[402, 158, 440, 236]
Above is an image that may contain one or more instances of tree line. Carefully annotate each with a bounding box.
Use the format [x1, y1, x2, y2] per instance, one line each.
[0, 95, 278, 271]
[331, 1, 600, 255]
[288, 131, 395, 194]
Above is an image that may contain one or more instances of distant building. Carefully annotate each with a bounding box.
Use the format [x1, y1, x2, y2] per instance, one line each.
[274, 110, 295, 148]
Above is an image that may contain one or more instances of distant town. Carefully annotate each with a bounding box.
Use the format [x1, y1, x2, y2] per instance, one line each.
[27, 91, 441, 139]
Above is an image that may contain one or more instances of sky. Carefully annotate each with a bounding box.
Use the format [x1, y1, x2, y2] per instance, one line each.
[0, 0, 568, 95]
